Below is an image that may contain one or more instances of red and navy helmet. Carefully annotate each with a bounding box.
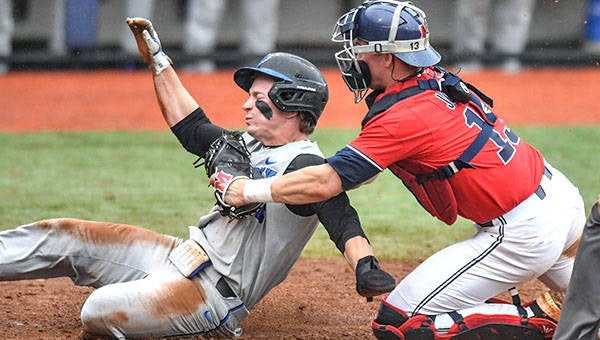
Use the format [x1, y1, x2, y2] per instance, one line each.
[332, 1, 440, 102]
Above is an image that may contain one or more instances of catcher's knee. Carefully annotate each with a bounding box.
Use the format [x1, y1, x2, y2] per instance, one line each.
[371, 297, 435, 340]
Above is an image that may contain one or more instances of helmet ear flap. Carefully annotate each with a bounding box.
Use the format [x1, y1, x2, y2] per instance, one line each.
[268, 81, 328, 123]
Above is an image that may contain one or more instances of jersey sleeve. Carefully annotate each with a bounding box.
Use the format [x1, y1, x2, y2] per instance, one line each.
[327, 106, 430, 191]
[284, 154, 367, 253]
[326, 146, 382, 191]
[170, 108, 227, 157]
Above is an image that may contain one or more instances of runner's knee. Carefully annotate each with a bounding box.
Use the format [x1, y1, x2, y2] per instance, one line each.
[80, 288, 123, 338]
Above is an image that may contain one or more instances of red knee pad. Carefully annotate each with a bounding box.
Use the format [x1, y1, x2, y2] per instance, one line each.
[371, 296, 556, 340]
[371, 296, 435, 340]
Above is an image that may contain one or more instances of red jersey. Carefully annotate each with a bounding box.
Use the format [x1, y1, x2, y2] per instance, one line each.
[327, 67, 545, 224]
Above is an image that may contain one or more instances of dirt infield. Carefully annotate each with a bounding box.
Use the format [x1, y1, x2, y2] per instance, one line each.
[0, 260, 545, 340]
[0, 67, 598, 339]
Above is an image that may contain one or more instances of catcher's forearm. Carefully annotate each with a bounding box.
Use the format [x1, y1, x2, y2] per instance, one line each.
[272, 164, 344, 203]
[243, 163, 343, 205]
[153, 67, 200, 127]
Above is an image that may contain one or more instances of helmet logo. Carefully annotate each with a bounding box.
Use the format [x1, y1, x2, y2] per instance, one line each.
[296, 85, 317, 92]
[418, 24, 426, 38]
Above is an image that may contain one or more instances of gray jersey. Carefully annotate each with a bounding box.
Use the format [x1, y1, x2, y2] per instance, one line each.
[191, 134, 322, 309]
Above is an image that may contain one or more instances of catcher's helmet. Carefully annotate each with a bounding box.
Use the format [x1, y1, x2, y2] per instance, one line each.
[332, 1, 441, 102]
[234, 52, 329, 123]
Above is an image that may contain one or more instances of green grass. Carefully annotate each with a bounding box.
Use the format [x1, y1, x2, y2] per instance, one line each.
[1, 126, 599, 260]
[0, 132, 206, 236]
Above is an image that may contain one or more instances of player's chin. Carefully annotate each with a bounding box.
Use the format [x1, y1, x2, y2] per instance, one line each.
[245, 125, 259, 139]
[244, 118, 252, 126]
[245, 120, 261, 131]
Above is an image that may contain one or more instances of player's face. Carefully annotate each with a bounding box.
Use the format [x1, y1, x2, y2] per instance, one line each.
[243, 76, 302, 146]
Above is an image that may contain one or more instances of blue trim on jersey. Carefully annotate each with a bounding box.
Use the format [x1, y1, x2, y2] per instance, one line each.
[326, 145, 382, 191]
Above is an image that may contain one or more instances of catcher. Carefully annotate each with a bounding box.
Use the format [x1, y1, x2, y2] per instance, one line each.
[219, 1, 585, 338]
[0, 18, 395, 338]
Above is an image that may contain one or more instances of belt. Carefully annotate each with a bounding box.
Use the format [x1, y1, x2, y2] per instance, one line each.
[199, 265, 248, 338]
[216, 276, 236, 298]
[201, 263, 238, 298]
[479, 166, 552, 228]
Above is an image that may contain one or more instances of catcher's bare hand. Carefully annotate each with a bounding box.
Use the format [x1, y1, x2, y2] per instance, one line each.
[125, 17, 171, 74]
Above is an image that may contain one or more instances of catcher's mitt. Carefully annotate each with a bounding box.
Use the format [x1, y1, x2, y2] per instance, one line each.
[198, 131, 264, 218]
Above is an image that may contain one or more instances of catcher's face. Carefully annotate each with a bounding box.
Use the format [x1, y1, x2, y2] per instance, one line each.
[354, 42, 392, 92]
[242, 76, 305, 146]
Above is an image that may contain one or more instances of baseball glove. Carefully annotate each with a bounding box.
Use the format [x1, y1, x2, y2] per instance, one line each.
[199, 131, 264, 218]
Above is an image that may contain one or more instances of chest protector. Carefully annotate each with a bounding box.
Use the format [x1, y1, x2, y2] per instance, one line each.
[363, 69, 497, 225]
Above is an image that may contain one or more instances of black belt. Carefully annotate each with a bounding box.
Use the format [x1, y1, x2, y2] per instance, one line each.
[479, 166, 552, 228]
[216, 276, 236, 298]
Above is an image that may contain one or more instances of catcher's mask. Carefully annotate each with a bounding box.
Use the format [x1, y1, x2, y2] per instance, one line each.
[234, 52, 329, 124]
[332, 0, 441, 102]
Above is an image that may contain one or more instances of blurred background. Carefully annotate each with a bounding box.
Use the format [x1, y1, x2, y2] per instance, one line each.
[1, 0, 600, 73]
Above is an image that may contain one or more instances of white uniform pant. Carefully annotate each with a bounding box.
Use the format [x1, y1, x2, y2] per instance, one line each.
[0, 219, 248, 338]
[386, 162, 585, 316]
